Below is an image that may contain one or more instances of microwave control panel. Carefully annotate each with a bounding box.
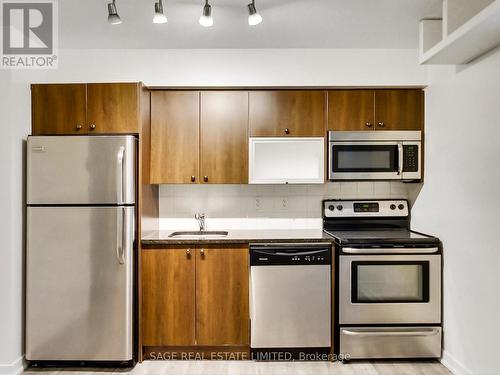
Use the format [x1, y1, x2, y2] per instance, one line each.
[403, 145, 419, 172]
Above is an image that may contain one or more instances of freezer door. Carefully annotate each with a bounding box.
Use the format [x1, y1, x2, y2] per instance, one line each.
[27, 136, 136, 205]
[26, 206, 134, 361]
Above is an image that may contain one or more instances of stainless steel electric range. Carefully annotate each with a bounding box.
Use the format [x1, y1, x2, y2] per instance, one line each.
[323, 199, 442, 360]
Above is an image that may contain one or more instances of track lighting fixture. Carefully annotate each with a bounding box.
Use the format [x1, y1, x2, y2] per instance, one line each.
[199, 0, 213, 27]
[153, 0, 168, 24]
[106, 0, 262, 27]
[107, 0, 122, 25]
[247, 0, 262, 26]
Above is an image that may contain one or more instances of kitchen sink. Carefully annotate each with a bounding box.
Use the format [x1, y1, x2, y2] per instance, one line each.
[168, 230, 229, 238]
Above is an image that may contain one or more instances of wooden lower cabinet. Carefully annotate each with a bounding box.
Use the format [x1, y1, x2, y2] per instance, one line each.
[196, 246, 249, 346]
[142, 247, 196, 346]
[142, 245, 249, 356]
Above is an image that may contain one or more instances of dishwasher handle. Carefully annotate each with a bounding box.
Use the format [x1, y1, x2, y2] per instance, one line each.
[250, 244, 331, 266]
[252, 249, 329, 257]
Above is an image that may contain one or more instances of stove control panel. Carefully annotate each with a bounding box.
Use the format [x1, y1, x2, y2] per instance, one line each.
[324, 199, 409, 218]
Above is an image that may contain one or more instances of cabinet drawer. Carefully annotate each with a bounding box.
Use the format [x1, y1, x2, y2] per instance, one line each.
[340, 327, 441, 359]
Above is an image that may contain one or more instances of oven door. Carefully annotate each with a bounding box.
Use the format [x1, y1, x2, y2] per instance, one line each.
[328, 142, 402, 180]
[339, 253, 441, 324]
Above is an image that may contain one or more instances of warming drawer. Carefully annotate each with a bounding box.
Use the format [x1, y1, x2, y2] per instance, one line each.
[340, 326, 442, 359]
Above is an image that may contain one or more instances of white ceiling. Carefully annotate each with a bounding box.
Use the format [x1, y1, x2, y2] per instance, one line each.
[59, 0, 442, 49]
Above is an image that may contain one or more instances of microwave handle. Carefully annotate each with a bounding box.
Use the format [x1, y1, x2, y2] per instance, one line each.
[397, 143, 403, 175]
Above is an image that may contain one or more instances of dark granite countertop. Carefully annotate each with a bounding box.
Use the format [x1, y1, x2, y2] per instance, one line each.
[141, 229, 334, 247]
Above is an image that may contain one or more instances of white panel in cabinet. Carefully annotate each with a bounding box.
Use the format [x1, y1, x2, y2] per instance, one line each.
[249, 137, 325, 184]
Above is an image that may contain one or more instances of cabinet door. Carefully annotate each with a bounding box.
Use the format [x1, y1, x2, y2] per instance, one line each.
[375, 89, 424, 131]
[142, 248, 196, 346]
[249, 91, 325, 137]
[200, 91, 248, 184]
[150, 91, 200, 184]
[87, 83, 140, 134]
[196, 246, 249, 346]
[328, 90, 375, 131]
[31, 84, 87, 135]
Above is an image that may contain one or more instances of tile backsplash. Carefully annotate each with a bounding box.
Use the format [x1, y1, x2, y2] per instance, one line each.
[159, 182, 411, 219]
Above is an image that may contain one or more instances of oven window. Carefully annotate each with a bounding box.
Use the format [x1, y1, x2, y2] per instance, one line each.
[351, 261, 429, 303]
[332, 145, 398, 172]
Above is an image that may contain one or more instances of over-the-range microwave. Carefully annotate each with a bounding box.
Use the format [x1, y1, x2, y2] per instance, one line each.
[328, 131, 422, 181]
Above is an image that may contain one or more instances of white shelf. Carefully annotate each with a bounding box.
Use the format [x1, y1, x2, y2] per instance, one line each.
[419, 19, 443, 56]
[420, 0, 500, 64]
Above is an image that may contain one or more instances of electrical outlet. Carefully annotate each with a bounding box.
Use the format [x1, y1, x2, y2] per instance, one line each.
[280, 197, 288, 210]
[255, 197, 262, 210]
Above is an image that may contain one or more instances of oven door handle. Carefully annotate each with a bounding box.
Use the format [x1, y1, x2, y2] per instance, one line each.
[397, 143, 404, 175]
[342, 247, 439, 254]
[343, 328, 440, 337]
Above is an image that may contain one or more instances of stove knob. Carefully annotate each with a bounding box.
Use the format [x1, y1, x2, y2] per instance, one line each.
[328, 205, 335, 211]
[336, 205, 343, 211]
[398, 204, 405, 210]
[390, 204, 396, 210]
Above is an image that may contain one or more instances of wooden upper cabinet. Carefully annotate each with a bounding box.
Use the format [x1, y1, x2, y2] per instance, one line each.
[31, 84, 87, 135]
[31, 82, 142, 135]
[201, 91, 249, 184]
[87, 83, 140, 134]
[142, 248, 196, 347]
[150, 91, 200, 184]
[249, 91, 325, 137]
[196, 246, 249, 346]
[328, 90, 375, 131]
[375, 89, 424, 131]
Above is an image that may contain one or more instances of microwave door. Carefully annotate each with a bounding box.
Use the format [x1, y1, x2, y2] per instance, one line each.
[329, 142, 402, 181]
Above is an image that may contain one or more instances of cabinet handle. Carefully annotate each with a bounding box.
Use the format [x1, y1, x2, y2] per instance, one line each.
[203, 176, 208, 183]
[89, 124, 96, 130]
[186, 248, 191, 258]
[365, 122, 373, 128]
[377, 122, 385, 128]
[284, 128, 290, 134]
[191, 176, 196, 182]
[76, 124, 82, 130]
[200, 248, 205, 258]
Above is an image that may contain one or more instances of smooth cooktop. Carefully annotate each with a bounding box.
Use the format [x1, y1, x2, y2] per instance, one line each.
[324, 228, 440, 246]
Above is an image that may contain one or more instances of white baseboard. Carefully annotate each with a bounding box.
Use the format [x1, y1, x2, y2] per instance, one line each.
[441, 350, 473, 375]
[0, 356, 24, 375]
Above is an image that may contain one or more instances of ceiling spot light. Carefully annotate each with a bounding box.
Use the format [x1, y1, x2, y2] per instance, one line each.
[248, 0, 262, 26]
[153, 0, 168, 24]
[107, 0, 122, 25]
[199, 0, 213, 27]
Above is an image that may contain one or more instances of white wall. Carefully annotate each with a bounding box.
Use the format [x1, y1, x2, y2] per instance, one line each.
[0, 72, 26, 375]
[412, 49, 500, 375]
[0, 48, 426, 374]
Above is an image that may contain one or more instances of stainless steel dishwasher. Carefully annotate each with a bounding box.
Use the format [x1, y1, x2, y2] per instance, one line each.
[250, 243, 331, 360]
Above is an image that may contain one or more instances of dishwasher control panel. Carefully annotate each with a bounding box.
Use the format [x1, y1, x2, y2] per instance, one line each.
[250, 244, 332, 266]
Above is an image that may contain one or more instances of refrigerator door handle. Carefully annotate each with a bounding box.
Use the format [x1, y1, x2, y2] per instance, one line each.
[116, 146, 125, 204]
[116, 207, 125, 265]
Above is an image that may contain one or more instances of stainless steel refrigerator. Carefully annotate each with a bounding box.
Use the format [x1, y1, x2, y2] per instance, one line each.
[26, 135, 136, 363]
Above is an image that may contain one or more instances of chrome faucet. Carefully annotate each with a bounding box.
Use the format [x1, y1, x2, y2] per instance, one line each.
[195, 213, 206, 232]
